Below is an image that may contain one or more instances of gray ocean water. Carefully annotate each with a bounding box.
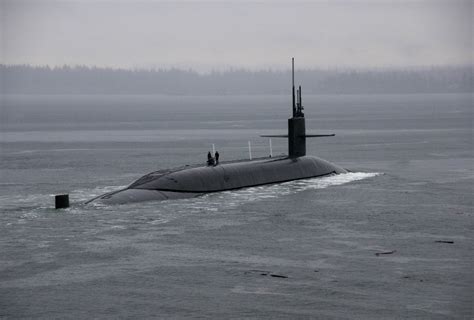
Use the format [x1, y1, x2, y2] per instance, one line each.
[0, 93, 472, 319]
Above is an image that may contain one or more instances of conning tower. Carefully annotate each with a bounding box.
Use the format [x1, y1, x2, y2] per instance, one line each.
[263, 58, 335, 158]
[289, 57, 306, 157]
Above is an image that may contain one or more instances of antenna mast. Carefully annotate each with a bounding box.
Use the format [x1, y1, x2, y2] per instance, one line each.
[292, 57, 296, 117]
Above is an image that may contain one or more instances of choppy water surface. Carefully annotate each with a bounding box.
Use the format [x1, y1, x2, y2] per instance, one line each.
[1, 94, 472, 319]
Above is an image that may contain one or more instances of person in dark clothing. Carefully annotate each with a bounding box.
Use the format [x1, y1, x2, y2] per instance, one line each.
[207, 151, 214, 166]
[214, 151, 220, 165]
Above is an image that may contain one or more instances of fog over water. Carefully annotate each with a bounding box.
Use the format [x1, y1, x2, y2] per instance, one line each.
[2, 64, 472, 94]
[2, 0, 472, 70]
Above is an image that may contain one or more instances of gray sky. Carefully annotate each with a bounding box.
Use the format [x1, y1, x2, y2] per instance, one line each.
[1, 0, 472, 71]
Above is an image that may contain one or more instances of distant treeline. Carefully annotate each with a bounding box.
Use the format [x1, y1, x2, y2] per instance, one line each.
[1, 64, 472, 94]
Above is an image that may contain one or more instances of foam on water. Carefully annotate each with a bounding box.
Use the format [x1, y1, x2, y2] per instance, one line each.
[71, 185, 129, 203]
[189, 172, 382, 211]
[77, 172, 382, 229]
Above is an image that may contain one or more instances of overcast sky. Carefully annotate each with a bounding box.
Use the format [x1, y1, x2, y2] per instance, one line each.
[1, 0, 472, 71]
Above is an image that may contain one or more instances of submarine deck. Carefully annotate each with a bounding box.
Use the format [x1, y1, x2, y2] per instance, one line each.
[88, 155, 347, 204]
[131, 155, 345, 193]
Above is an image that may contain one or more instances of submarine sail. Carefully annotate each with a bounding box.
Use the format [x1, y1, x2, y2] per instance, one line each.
[87, 58, 347, 205]
[261, 58, 336, 158]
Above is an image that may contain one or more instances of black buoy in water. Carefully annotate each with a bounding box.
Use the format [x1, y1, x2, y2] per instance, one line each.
[55, 194, 69, 209]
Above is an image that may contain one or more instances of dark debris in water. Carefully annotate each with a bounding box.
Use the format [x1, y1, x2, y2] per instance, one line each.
[375, 250, 396, 256]
[245, 269, 288, 279]
[402, 275, 425, 282]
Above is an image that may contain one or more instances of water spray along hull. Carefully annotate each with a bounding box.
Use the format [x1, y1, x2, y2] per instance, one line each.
[87, 156, 347, 205]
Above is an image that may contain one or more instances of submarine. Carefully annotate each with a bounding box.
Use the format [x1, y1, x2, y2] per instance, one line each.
[86, 58, 347, 205]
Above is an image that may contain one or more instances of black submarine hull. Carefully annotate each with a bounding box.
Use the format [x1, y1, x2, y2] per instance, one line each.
[87, 155, 347, 205]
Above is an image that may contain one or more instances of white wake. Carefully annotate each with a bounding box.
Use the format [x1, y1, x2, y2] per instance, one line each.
[191, 172, 382, 210]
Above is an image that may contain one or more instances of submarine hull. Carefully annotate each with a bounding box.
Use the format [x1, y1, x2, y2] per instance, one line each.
[86, 59, 348, 206]
[87, 155, 347, 205]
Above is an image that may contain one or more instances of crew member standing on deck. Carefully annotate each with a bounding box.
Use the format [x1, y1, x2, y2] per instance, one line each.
[215, 151, 220, 165]
[207, 151, 214, 166]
